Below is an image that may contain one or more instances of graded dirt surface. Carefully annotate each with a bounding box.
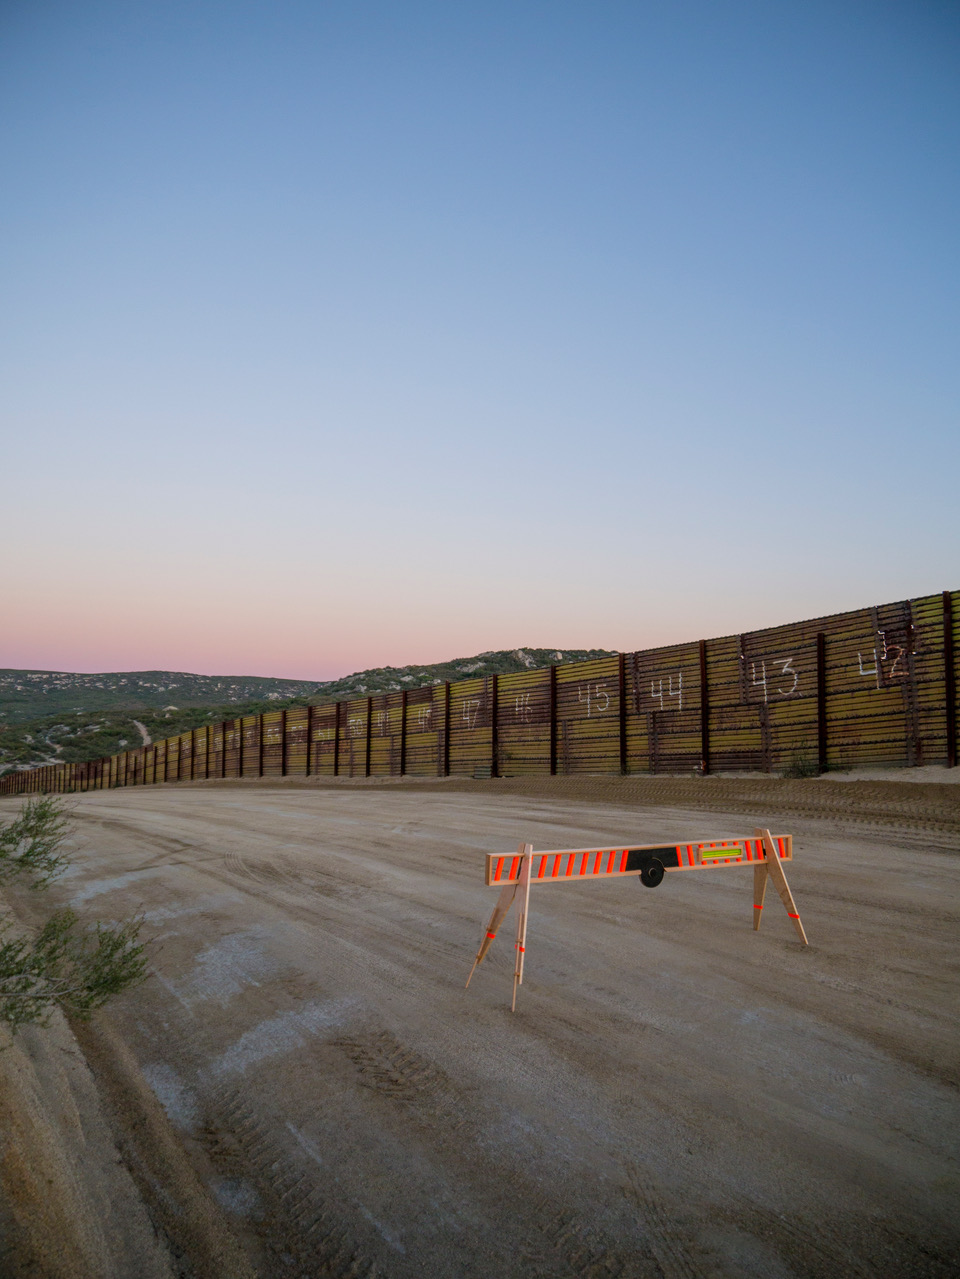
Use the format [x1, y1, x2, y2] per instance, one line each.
[3, 776, 958, 1278]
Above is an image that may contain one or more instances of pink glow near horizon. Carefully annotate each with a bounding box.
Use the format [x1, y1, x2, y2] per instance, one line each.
[3, 566, 947, 681]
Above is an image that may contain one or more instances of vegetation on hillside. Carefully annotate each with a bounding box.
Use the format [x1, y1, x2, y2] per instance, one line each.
[0, 668, 326, 725]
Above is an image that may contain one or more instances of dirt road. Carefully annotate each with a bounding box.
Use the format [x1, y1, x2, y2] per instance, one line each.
[5, 777, 959, 1277]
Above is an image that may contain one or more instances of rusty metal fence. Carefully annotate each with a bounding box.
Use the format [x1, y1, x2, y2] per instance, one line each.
[3, 589, 956, 796]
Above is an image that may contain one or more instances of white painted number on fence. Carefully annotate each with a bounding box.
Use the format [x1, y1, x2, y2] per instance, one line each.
[578, 683, 610, 717]
[745, 657, 801, 702]
[777, 658, 799, 697]
[651, 672, 683, 711]
[858, 631, 907, 689]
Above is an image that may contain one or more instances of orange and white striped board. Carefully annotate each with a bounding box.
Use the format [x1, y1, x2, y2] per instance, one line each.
[467, 827, 807, 1011]
[484, 834, 792, 887]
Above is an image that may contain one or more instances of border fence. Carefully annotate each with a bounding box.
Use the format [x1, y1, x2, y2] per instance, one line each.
[2, 589, 956, 797]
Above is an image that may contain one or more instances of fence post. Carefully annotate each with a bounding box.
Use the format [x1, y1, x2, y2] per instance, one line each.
[258, 715, 264, 777]
[333, 703, 341, 777]
[549, 665, 557, 775]
[618, 653, 628, 774]
[699, 640, 710, 774]
[305, 706, 313, 776]
[400, 691, 408, 776]
[816, 632, 828, 774]
[443, 683, 451, 776]
[365, 696, 372, 777]
[944, 591, 956, 768]
[490, 674, 499, 778]
[281, 708, 288, 776]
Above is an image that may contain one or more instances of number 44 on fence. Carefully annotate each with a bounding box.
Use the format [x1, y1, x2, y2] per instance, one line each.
[465, 827, 807, 1011]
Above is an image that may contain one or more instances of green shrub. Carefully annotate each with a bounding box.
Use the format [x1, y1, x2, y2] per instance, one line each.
[782, 749, 821, 779]
[0, 799, 147, 1033]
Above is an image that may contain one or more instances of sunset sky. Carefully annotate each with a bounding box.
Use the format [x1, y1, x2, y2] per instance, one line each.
[2, 1, 958, 680]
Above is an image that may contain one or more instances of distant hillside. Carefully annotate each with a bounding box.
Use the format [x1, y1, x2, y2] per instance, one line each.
[0, 669, 326, 725]
[0, 647, 614, 774]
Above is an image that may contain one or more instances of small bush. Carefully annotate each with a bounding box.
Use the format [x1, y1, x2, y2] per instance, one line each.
[0, 796, 72, 889]
[782, 750, 821, 779]
[0, 798, 147, 1033]
[0, 909, 147, 1031]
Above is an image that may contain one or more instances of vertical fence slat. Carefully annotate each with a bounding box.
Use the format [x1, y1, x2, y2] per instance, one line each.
[549, 665, 558, 775]
[945, 591, 957, 768]
[816, 631, 828, 773]
[490, 674, 499, 778]
[618, 653, 627, 774]
[699, 639, 710, 774]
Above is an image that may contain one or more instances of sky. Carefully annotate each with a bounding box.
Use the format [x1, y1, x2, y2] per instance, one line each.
[1, 0, 958, 679]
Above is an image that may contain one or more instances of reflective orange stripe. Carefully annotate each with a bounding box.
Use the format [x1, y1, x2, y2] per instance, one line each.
[788, 913, 800, 919]
[486, 931, 497, 938]
[494, 857, 504, 881]
[753, 904, 763, 910]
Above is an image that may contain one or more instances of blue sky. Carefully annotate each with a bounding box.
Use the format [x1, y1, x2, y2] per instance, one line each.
[1, 1, 958, 677]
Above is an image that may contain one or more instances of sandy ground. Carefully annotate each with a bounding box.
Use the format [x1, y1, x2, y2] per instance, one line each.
[2, 775, 959, 1278]
[0, 1006, 177, 1278]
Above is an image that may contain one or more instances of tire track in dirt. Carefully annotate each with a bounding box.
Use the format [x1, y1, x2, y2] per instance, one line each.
[624, 1158, 883, 1279]
[203, 1086, 376, 1279]
[623, 1165, 705, 1279]
[332, 1030, 655, 1277]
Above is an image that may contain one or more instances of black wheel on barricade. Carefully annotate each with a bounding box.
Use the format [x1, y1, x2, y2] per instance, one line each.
[639, 859, 665, 888]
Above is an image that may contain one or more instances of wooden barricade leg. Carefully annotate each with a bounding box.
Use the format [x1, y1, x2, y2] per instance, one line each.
[465, 842, 530, 989]
[755, 827, 808, 946]
[753, 863, 768, 930]
[511, 845, 534, 1012]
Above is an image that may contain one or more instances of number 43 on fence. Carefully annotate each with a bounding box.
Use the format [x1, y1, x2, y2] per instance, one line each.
[465, 827, 807, 1011]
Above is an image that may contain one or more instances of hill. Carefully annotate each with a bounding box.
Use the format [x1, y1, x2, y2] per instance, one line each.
[0, 647, 614, 774]
[0, 669, 326, 725]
